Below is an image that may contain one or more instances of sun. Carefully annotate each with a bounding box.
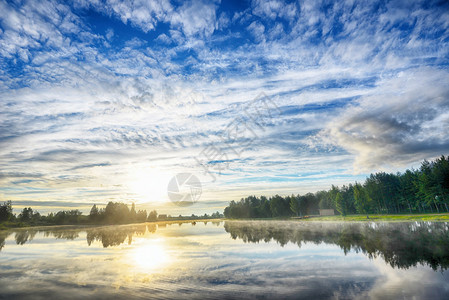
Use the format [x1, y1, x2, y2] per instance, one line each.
[127, 167, 172, 203]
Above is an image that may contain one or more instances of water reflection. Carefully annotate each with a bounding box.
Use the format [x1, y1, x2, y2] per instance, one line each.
[131, 239, 168, 271]
[0, 231, 7, 251]
[14, 230, 38, 245]
[2, 221, 224, 249]
[3, 221, 448, 272]
[224, 221, 449, 271]
[1, 221, 449, 299]
[86, 224, 150, 247]
[1, 223, 171, 249]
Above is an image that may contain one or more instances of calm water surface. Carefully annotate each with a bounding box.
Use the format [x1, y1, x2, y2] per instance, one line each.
[1, 221, 448, 299]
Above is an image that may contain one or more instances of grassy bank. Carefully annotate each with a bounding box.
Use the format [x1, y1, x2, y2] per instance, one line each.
[224, 214, 449, 222]
[301, 213, 449, 222]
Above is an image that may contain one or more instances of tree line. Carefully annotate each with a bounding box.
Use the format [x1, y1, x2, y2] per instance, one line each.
[224, 155, 449, 218]
[0, 200, 223, 228]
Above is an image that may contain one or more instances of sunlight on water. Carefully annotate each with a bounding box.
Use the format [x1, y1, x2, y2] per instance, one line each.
[130, 238, 170, 272]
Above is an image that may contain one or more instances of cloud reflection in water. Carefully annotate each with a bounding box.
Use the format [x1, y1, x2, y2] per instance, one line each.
[0, 221, 448, 299]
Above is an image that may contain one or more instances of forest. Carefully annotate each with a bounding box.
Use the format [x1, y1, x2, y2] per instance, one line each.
[224, 155, 449, 218]
[0, 201, 223, 228]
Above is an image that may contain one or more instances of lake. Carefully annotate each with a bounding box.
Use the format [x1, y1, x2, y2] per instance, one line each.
[1, 221, 449, 299]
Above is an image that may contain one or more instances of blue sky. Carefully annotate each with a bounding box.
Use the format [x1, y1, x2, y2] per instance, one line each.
[1, 0, 449, 214]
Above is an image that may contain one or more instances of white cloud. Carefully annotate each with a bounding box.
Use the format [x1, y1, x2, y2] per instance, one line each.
[155, 33, 171, 44]
[78, 0, 174, 33]
[105, 28, 114, 41]
[169, 0, 219, 38]
[251, 0, 297, 21]
[247, 21, 265, 43]
[311, 68, 449, 173]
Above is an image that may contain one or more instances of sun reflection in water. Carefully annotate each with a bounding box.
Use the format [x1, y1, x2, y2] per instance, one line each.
[130, 238, 170, 272]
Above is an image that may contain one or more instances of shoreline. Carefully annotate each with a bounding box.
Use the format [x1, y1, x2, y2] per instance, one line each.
[3, 214, 449, 230]
[224, 213, 449, 222]
[0, 218, 224, 231]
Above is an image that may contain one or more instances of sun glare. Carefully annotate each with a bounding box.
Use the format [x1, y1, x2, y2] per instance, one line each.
[127, 168, 172, 203]
[130, 239, 170, 272]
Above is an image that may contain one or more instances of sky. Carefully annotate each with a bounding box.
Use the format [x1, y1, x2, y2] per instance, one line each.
[1, 0, 449, 215]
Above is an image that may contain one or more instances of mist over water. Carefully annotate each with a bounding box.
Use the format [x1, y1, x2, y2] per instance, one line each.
[1, 221, 448, 299]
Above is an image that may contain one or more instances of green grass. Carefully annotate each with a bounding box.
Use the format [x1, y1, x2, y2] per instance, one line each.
[300, 213, 449, 222]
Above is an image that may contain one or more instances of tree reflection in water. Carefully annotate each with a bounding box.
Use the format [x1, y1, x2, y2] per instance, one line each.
[224, 221, 449, 271]
[86, 224, 149, 247]
[14, 230, 38, 245]
[0, 220, 228, 252]
[0, 223, 160, 249]
[0, 231, 8, 251]
[3, 221, 449, 271]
